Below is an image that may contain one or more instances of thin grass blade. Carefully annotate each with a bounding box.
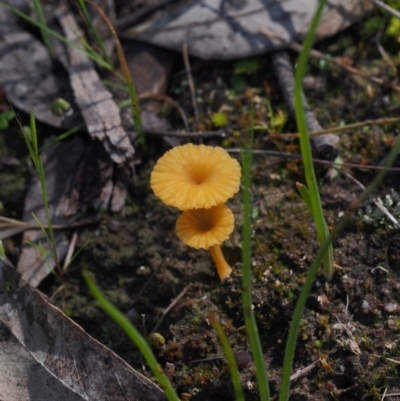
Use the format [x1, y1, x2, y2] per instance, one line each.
[209, 313, 245, 401]
[241, 135, 270, 401]
[82, 270, 180, 401]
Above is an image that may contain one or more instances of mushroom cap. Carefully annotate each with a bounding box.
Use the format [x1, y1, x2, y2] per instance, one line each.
[176, 204, 234, 250]
[150, 144, 241, 210]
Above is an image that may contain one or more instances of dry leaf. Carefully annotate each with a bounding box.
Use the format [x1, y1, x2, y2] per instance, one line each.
[0, 259, 167, 401]
[122, 0, 374, 60]
[0, 3, 81, 129]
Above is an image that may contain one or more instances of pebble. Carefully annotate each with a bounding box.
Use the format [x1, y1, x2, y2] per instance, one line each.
[235, 350, 252, 370]
[383, 303, 398, 314]
[126, 308, 139, 321]
[361, 300, 370, 314]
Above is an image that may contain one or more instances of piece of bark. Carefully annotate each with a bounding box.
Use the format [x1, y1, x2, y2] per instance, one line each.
[54, 5, 134, 165]
[16, 136, 116, 287]
[0, 259, 167, 401]
[272, 50, 339, 161]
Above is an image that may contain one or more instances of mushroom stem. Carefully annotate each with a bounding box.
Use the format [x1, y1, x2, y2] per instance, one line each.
[209, 245, 232, 281]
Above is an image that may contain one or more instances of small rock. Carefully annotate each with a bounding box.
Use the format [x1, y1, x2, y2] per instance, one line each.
[380, 287, 390, 297]
[126, 308, 139, 321]
[235, 350, 252, 370]
[387, 318, 396, 329]
[361, 300, 369, 314]
[383, 303, 398, 314]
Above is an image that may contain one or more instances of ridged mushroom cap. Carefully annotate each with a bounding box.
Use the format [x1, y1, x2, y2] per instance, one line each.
[175, 204, 234, 250]
[150, 144, 241, 210]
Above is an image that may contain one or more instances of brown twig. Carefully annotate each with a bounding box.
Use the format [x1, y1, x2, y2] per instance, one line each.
[335, 167, 400, 229]
[225, 148, 400, 171]
[143, 128, 225, 138]
[183, 39, 201, 131]
[63, 231, 79, 271]
[0, 216, 100, 230]
[131, 249, 173, 306]
[290, 347, 338, 381]
[266, 116, 400, 139]
[139, 91, 190, 131]
[260, 27, 400, 93]
[151, 284, 192, 333]
[375, 23, 397, 78]
[370, 0, 400, 19]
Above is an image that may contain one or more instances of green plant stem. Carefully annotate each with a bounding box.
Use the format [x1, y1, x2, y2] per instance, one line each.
[0, 240, 5, 259]
[293, 0, 333, 280]
[31, 0, 55, 57]
[296, 182, 312, 213]
[76, 0, 112, 66]
[242, 144, 270, 401]
[0, 2, 112, 71]
[279, 135, 400, 401]
[83, 270, 180, 401]
[127, 81, 145, 147]
[209, 313, 245, 401]
[24, 112, 59, 270]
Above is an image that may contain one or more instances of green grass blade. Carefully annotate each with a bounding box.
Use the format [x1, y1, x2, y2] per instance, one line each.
[76, 0, 112, 66]
[127, 81, 145, 147]
[82, 270, 180, 401]
[279, 135, 400, 401]
[0, 240, 6, 259]
[31, 0, 55, 57]
[241, 139, 270, 401]
[0, 2, 113, 71]
[295, 182, 312, 213]
[293, 0, 333, 280]
[39, 125, 83, 152]
[209, 313, 245, 401]
[22, 112, 59, 269]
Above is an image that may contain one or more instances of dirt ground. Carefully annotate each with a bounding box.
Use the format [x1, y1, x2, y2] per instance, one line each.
[2, 15, 400, 401]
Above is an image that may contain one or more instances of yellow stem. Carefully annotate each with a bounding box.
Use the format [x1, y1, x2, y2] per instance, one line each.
[209, 245, 232, 281]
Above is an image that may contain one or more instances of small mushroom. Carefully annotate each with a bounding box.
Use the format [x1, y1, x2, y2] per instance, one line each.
[150, 143, 241, 210]
[176, 204, 234, 280]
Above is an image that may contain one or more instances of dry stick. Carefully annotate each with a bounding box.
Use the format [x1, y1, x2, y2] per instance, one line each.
[63, 231, 79, 271]
[268, 116, 400, 139]
[334, 167, 400, 229]
[375, 23, 397, 77]
[369, 353, 400, 365]
[131, 249, 173, 306]
[189, 356, 225, 364]
[0, 216, 100, 231]
[290, 347, 337, 382]
[370, 0, 400, 19]
[226, 148, 400, 171]
[139, 91, 190, 131]
[144, 128, 225, 138]
[261, 28, 400, 93]
[271, 50, 339, 161]
[182, 39, 201, 132]
[150, 284, 192, 333]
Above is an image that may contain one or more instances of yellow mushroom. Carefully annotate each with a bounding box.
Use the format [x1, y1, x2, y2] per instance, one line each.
[150, 143, 241, 210]
[176, 204, 234, 280]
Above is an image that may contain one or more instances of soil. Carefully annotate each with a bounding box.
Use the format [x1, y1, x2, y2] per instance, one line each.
[2, 14, 400, 401]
